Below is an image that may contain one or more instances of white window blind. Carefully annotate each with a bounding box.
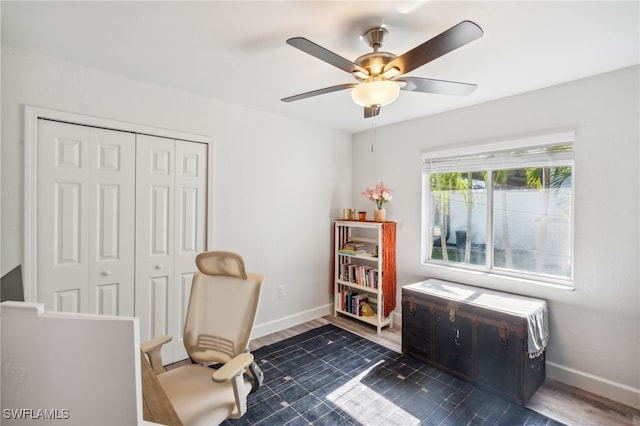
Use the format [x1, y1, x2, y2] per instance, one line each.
[422, 131, 575, 173]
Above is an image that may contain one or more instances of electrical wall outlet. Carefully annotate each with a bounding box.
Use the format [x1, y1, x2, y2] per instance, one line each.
[278, 285, 285, 297]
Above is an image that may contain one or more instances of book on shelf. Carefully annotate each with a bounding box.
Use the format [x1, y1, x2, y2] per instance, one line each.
[339, 291, 369, 316]
[338, 262, 348, 281]
[370, 268, 379, 289]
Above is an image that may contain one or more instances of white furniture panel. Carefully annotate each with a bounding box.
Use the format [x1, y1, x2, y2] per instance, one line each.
[0, 301, 142, 425]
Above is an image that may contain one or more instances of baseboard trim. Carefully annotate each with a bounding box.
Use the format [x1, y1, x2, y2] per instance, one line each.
[546, 361, 640, 410]
[392, 311, 402, 330]
[252, 304, 333, 339]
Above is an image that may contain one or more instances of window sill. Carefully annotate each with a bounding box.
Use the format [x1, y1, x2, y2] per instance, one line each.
[419, 262, 575, 296]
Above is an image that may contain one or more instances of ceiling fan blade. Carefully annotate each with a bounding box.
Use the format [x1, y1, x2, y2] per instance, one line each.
[287, 37, 369, 76]
[400, 77, 477, 96]
[384, 21, 483, 75]
[281, 83, 357, 102]
[364, 105, 380, 118]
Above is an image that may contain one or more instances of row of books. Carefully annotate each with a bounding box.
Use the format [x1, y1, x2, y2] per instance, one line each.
[338, 291, 371, 316]
[338, 263, 379, 288]
[337, 240, 366, 256]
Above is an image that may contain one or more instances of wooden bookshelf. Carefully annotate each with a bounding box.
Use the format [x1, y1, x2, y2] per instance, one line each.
[334, 220, 396, 334]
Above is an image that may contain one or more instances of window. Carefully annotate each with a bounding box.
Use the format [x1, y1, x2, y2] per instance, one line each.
[422, 132, 574, 284]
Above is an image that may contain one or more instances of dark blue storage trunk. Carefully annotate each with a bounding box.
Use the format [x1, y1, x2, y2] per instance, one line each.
[402, 284, 546, 405]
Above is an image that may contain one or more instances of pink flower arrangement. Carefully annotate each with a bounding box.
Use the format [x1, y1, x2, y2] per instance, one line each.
[362, 182, 393, 210]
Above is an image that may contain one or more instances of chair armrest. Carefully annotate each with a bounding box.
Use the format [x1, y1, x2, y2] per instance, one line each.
[212, 353, 254, 383]
[212, 352, 255, 419]
[140, 335, 173, 375]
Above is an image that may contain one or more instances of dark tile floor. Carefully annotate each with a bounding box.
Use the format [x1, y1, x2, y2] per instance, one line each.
[224, 324, 564, 426]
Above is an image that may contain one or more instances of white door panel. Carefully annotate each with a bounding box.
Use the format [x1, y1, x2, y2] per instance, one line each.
[173, 140, 207, 361]
[135, 134, 176, 362]
[89, 128, 136, 316]
[38, 121, 91, 313]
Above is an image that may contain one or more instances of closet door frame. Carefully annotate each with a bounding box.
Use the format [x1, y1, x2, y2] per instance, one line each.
[24, 106, 214, 304]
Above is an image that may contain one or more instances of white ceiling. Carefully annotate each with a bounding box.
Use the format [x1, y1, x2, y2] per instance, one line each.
[2, 1, 639, 134]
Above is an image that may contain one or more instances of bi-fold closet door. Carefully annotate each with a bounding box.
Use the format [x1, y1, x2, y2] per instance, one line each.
[37, 120, 136, 316]
[135, 134, 207, 362]
[36, 120, 208, 363]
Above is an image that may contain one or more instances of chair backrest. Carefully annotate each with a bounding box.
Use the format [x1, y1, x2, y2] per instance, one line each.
[182, 251, 264, 364]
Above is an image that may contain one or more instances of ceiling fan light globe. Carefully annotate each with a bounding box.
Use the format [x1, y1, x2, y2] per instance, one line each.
[351, 80, 400, 107]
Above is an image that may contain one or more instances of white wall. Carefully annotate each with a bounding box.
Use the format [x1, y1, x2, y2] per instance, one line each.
[352, 65, 640, 408]
[1, 47, 351, 334]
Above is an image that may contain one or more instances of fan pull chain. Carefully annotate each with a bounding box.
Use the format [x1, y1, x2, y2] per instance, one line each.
[370, 116, 378, 153]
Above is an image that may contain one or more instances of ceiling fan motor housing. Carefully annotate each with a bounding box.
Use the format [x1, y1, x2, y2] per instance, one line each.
[353, 27, 397, 80]
[354, 51, 397, 80]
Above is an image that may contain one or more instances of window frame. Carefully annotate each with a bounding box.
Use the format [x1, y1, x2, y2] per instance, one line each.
[421, 131, 575, 288]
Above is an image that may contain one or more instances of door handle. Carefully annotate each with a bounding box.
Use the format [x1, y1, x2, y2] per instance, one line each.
[101, 269, 112, 277]
[155, 264, 163, 270]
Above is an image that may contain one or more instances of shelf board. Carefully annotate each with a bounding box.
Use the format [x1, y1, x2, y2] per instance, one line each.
[336, 279, 379, 293]
[336, 252, 379, 261]
[335, 308, 392, 327]
[335, 220, 387, 229]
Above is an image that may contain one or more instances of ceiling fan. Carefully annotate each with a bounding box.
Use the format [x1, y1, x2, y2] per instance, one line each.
[281, 21, 483, 118]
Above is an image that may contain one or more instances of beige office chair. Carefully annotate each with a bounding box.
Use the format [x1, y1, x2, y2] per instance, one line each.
[141, 251, 265, 425]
